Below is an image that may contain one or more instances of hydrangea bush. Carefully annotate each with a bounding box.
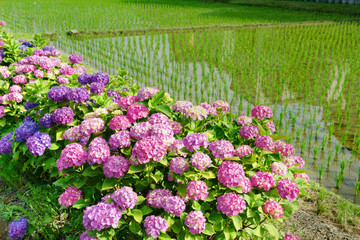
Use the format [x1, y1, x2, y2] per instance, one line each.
[0, 24, 310, 239]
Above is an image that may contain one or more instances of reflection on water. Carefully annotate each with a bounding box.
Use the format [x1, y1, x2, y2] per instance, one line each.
[54, 22, 360, 203]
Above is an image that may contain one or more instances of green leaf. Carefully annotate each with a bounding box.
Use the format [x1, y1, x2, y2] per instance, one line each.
[223, 157, 240, 161]
[131, 209, 143, 223]
[140, 205, 153, 216]
[82, 166, 101, 177]
[155, 105, 172, 117]
[151, 170, 164, 183]
[128, 164, 145, 174]
[265, 223, 279, 239]
[42, 214, 52, 224]
[129, 221, 141, 234]
[201, 171, 216, 179]
[230, 215, 242, 231]
[171, 219, 183, 234]
[73, 176, 87, 189]
[177, 184, 187, 197]
[158, 232, 172, 240]
[202, 223, 215, 236]
[72, 198, 92, 209]
[101, 178, 118, 191]
[49, 143, 60, 150]
[271, 134, 290, 142]
[185, 232, 195, 240]
[0, 117, 6, 127]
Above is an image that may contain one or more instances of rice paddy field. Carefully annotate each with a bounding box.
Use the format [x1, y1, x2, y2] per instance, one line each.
[1, 0, 360, 203]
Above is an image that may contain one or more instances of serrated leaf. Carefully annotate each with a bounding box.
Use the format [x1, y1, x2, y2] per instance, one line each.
[140, 205, 153, 215]
[129, 221, 141, 234]
[128, 164, 145, 174]
[49, 143, 60, 150]
[265, 223, 279, 239]
[202, 223, 215, 236]
[101, 178, 117, 191]
[131, 209, 143, 223]
[230, 215, 242, 231]
[72, 198, 92, 209]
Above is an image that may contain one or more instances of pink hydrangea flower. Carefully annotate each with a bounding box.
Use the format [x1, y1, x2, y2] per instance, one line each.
[39, 57, 56, 70]
[56, 143, 88, 172]
[0, 66, 11, 79]
[186, 180, 208, 201]
[251, 172, 276, 191]
[58, 186, 83, 208]
[148, 113, 170, 125]
[208, 140, 234, 159]
[109, 115, 131, 130]
[146, 189, 172, 209]
[185, 106, 209, 121]
[190, 152, 211, 171]
[217, 192, 246, 216]
[163, 196, 186, 216]
[103, 155, 129, 178]
[129, 122, 152, 140]
[136, 87, 160, 101]
[9, 85, 22, 93]
[132, 136, 166, 164]
[217, 161, 245, 188]
[63, 126, 82, 142]
[251, 105, 273, 119]
[57, 75, 69, 84]
[143, 215, 168, 239]
[126, 104, 149, 123]
[236, 114, 252, 126]
[212, 100, 230, 113]
[80, 118, 105, 136]
[239, 125, 260, 140]
[118, 95, 136, 109]
[150, 123, 175, 146]
[277, 179, 299, 202]
[234, 145, 253, 158]
[184, 211, 206, 235]
[169, 157, 189, 174]
[274, 141, 295, 156]
[271, 162, 288, 176]
[266, 121, 276, 133]
[88, 137, 110, 164]
[80, 231, 99, 240]
[13, 75, 27, 84]
[282, 233, 300, 240]
[199, 102, 217, 115]
[83, 202, 122, 231]
[168, 139, 187, 157]
[171, 101, 193, 114]
[294, 173, 310, 183]
[109, 130, 131, 149]
[255, 135, 275, 151]
[183, 133, 209, 152]
[170, 121, 182, 135]
[112, 186, 138, 211]
[263, 199, 284, 219]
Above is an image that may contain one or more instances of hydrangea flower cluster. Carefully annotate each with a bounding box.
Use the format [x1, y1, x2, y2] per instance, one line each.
[56, 143, 88, 172]
[251, 105, 273, 119]
[263, 199, 284, 219]
[234, 145, 253, 158]
[15, 118, 39, 142]
[109, 115, 131, 130]
[52, 107, 74, 125]
[185, 105, 209, 121]
[255, 135, 275, 151]
[190, 152, 211, 171]
[212, 100, 230, 113]
[126, 104, 149, 123]
[294, 173, 310, 183]
[217, 161, 246, 187]
[103, 155, 129, 178]
[136, 87, 160, 101]
[26, 131, 51, 156]
[236, 114, 252, 125]
[83, 202, 122, 231]
[88, 137, 110, 165]
[184, 211, 206, 235]
[217, 192, 246, 216]
[80, 231, 99, 240]
[277, 179, 299, 202]
[251, 172, 276, 191]
[143, 215, 168, 239]
[208, 140, 234, 159]
[111, 186, 138, 211]
[8, 218, 28, 240]
[67, 87, 90, 103]
[239, 125, 260, 140]
[171, 100, 193, 114]
[132, 136, 166, 164]
[271, 162, 288, 177]
[183, 133, 209, 152]
[186, 180, 208, 201]
[118, 95, 137, 109]
[274, 141, 295, 156]
[69, 54, 83, 64]
[282, 233, 301, 240]
[109, 130, 131, 149]
[58, 186, 83, 208]
[169, 157, 189, 174]
[163, 196, 186, 216]
[146, 189, 172, 209]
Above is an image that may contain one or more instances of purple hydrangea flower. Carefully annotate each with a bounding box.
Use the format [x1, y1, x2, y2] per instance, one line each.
[39, 113, 54, 128]
[112, 186, 138, 211]
[90, 82, 104, 95]
[80, 231, 99, 240]
[78, 73, 93, 85]
[15, 120, 39, 142]
[143, 215, 168, 239]
[26, 131, 51, 156]
[69, 54, 83, 64]
[184, 211, 206, 235]
[67, 87, 90, 103]
[48, 85, 70, 102]
[0, 132, 14, 155]
[8, 218, 28, 240]
[208, 140, 234, 159]
[83, 202, 122, 231]
[91, 72, 109, 86]
[103, 155, 129, 178]
[52, 107, 74, 125]
[136, 87, 160, 101]
[183, 133, 209, 152]
[24, 102, 38, 110]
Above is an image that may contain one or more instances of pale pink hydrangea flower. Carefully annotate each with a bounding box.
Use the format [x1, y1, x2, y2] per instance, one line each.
[186, 180, 208, 201]
[103, 155, 129, 178]
[234, 145, 253, 158]
[58, 186, 83, 208]
[271, 162, 288, 176]
[263, 199, 284, 219]
[190, 152, 211, 171]
[236, 114, 252, 126]
[208, 140, 234, 159]
[251, 172, 276, 191]
[217, 192, 246, 216]
[294, 173, 310, 183]
[184, 211, 206, 235]
[251, 105, 273, 119]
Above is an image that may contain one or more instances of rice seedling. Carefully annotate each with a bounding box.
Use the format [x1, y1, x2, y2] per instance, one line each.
[318, 161, 326, 181]
[355, 168, 360, 196]
[327, 150, 334, 167]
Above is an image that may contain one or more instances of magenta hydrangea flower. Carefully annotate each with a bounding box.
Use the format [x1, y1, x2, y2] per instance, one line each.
[251, 172, 276, 191]
[184, 211, 206, 235]
[129, 122, 152, 140]
[80, 231, 99, 240]
[163, 196, 186, 216]
[9, 92, 23, 103]
[63, 126, 81, 142]
[169, 157, 189, 174]
[236, 114, 252, 126]
[58, 186, 83, 208]
[263, 199, 284, 219]
[199, 102, 217, 115]
[136, 87, 160, 101]
[255, 135, 275, 151]
[190, 152, 211, 171]
[83, 202, 122, 231]
[239, 125, 260, 140]
[0, 106, 5, 119]
[56, 143, 88, 172]
[109, 130, 131, 149]
[69, 54, 83, 64]
[143, 215, 168, 239]
[118, 95, 137, 109]
[60, 66, 75, 75]
[217, 161, 245, 188]
[294, 173, 310, 183]
[0, 21, 5, 26]
[271, 162, 288, 176]
[217, 192, 246, 216]
[9, 85, 22, 93]
[103, 155, 129, 178]
[150, 123, 174, 146]
[126, 104, 149, 123]
[112, 186, 138, 211]
[186, 180, 208, 201]
[238, 176, 252, 193]
[171, 101, 193, 114]
[234, 145, 253, 158]
[277, 179, 299, 202]
[185, 106, 209, 121]
[146, 189, 172, 209]
[88, 137, 110, 165]
[148, 113, 170, 125]
[282, 233, 300, 240]
[208, 140, 234, 159]
[274, 141, 295, 156]
[266, 121, 276, 133]
[170, 121, 182, 135]
[39, 57, 56, 70]
[109, 115, 132, 130]
[132, 136, 167, 164]
[292, 155, 305, 169]
[0, 66, 11, 79]
[212, 100, 230, 113]
[52, 107, 74, 125]
[33, 69, 44, 78]
[80, 118, 105, 136]
[13, 75, 27, 84]
[251, 105, 273, 119]
[183, 133, 209, 152]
